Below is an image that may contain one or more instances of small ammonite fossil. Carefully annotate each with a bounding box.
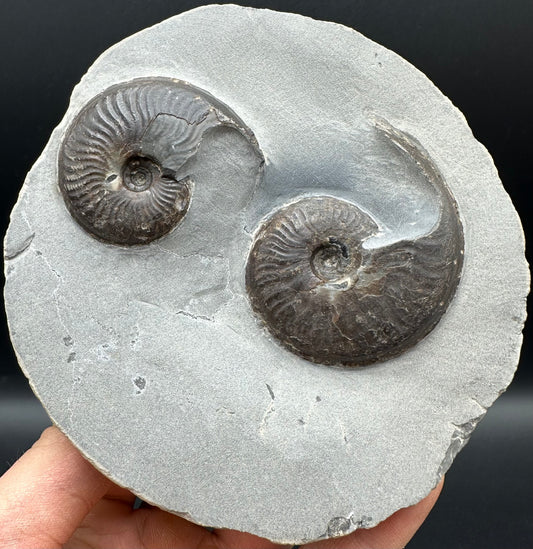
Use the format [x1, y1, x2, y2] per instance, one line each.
[58, 78, 258, 245]
[246, 131, 464, 366]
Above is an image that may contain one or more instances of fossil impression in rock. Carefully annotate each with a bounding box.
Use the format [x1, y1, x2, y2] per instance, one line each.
[59, 78, 258, 245]
[246, 126, 463, 366]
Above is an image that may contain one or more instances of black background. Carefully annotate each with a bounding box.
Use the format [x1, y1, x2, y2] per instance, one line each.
[0, 2, 531, 548]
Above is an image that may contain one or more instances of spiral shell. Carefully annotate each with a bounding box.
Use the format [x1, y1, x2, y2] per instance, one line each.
[246, 132, 464, 366]
[58, 78, 256, 245]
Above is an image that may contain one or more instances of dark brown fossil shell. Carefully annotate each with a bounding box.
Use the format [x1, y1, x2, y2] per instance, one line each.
[246, 129, 464, 367]
[58, 78, 257, 245]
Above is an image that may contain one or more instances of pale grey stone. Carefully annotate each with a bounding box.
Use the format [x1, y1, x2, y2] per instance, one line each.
[3, 5, 528, 544]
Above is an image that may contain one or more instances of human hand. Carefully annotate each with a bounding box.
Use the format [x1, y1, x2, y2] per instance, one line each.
[0, 427, 442, 548]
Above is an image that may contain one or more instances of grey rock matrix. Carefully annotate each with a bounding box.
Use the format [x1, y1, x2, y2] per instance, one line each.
[4, 5, 528, 544]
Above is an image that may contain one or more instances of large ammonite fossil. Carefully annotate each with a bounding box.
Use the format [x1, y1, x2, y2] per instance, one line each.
[58, 77, 258, 245]
[246, 127, 464, 366]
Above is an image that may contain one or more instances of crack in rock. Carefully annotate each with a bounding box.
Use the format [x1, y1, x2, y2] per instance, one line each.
[175, 310, 214, 322]
[259, 384, 276, 435]
[133, 300, 215, 323]
[266, 383, 275, 400]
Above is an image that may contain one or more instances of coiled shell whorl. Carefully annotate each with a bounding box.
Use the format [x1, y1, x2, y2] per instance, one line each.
[58, 78, 257, 245]
[246, 187, 464, 367]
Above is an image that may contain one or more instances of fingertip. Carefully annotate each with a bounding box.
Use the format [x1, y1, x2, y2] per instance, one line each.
[0, 426, 111, 548]
[33, 424, 69, 449]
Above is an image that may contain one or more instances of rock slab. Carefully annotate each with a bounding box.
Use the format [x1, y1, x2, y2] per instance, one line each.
[4, 5, 529, 544]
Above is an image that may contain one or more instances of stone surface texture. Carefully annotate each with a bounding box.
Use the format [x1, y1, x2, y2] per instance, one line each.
[3, 5, 529, 544]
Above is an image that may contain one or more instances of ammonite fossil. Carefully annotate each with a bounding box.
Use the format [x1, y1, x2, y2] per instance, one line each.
[246, 126, 464, 366]
[58, 77, 257, 245]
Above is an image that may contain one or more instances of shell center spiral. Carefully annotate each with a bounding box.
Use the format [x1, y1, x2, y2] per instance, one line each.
[122, 155, 160, 192]
[310, 237, 357, 282]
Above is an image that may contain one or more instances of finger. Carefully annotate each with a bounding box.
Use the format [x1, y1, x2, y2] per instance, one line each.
[66, 497, 217, 549]
[213, 527, 290, 549]
[304, 478, 444, 549]
[131, 507, 217, 549]
[102, 483, 137, 506]
[0, 426, 112, 549]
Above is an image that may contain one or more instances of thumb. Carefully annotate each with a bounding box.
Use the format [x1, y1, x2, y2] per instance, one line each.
[0, 426, 111, 548]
